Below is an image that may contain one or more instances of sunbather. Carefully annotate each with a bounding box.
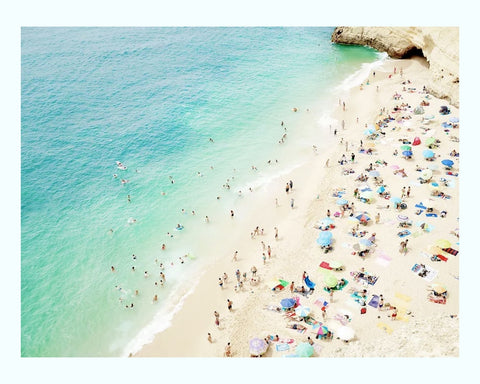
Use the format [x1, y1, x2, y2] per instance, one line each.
[287, 323, 307, 331]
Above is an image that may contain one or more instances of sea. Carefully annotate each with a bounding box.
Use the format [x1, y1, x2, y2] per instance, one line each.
[21, 27, 383, 357]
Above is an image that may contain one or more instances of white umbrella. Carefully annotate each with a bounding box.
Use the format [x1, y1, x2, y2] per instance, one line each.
[337, 326, 355, 341]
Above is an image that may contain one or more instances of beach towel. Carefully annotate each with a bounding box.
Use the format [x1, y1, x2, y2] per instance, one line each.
[368, 295, 380, 308]
[279, 338, 295, 344]
[425, 213, 438, 217]
[276, 343, 290, 352]
[397, 230, 411, 237]
[428, 296, 447, 304]
[314, 298, 329, 308]
[376, 322, 393, 334]
[415, 203, 427, 209]
[319, 261, 332, 270]
[395, 292, 411, 302]
[304, 276, 316, 289]
[284, 354, 299, 358]
[442, 248, 458, 256]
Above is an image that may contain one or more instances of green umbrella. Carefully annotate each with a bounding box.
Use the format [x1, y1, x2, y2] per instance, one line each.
[279, 279, 290, 287]
[324, 273, 338, 288]
[425, 137, 436, 146]
[400, 145, 412, 151]
[295, 342, 314, 357]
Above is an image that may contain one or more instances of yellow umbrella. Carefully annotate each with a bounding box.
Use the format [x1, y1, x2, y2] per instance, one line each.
[428, 246, 446, 255]
[431, 283, 447, 294]
[366, 142, 376, 148]
[436, 239, 451, 249]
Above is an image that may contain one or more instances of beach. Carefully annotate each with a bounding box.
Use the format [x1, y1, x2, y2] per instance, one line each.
[135, 56, 459, 358]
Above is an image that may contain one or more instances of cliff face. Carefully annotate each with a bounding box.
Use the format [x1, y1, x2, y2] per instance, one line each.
[331, 27, 459, 107]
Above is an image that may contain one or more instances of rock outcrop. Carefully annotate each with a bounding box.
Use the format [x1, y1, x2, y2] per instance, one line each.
[331, 27, 459, 107]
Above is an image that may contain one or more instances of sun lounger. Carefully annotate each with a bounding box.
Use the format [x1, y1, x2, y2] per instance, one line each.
[442, 248, 458, 256]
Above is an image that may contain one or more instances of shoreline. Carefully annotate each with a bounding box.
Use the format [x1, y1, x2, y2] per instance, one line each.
[134, 56, 459, 357]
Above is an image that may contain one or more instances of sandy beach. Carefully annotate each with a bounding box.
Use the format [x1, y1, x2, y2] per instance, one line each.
[134, 56, 459, 358]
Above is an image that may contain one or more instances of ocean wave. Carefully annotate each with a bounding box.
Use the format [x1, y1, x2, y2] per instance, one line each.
[335, 52, 389, 93]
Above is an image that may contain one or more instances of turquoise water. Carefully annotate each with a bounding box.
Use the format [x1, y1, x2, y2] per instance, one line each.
[21, 27, 380, 356]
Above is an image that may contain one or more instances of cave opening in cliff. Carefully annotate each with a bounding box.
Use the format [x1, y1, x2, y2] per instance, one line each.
[404, 46, 426, 61]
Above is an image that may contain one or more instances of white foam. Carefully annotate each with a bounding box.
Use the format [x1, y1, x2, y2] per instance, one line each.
[336, 52, 389, 93]
[120, 272, 203, 357]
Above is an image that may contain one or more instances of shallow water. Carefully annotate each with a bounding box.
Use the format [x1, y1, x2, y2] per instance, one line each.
[21, 27, 380, 356]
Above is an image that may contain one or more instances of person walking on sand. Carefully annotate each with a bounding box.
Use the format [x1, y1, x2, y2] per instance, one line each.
[267, 245, 272, 259]
[232, 250, 238, 261]
[285, 183, 290, 194]
[375, 212, 380, 224]
[224, 342, 232, 357]
[227, 299, 233, 311]
[290, 281, 295, 294]
[230, 210, 234, 218]
[407, 186, 411, 198]
[290, 198, 294, 209]
[219, 277, 224, 289]
[251, 265, 257, 277]
[274, 227, 278, 240]
[207, 333, 212, 343]
[275, 198, 279, 207]
[262, 253, 267, 264]
[325, 159, 329, 167]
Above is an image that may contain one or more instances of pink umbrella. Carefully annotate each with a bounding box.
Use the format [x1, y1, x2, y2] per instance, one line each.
[390, 165, 400, 170]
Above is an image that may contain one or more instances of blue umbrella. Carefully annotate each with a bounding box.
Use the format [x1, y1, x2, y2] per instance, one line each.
[360, 239, 373, 247]
[441, 159, 454, 167]
[390, 197, 402, 205]
[280, 298, 296, 309]
[320, 217, 334, 225]
[377, 185, 385, 193]
[423, 149, 435, 158]
[355, 213, 371, 224]
[336, 198, 348, 205]
[441, 122, 451, 128]
[364, 128, 375, 135]
[402, 150, 413, 157]
[369, 170, 380, 177]
[449, 117, 459, 123]
[316, 231, 333, 246]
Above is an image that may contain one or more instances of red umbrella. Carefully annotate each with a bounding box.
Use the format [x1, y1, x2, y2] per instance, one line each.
[413, 137, 421, 146]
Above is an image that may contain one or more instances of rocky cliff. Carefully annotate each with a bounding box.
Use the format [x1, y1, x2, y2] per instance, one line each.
[331, 27, 459, 107]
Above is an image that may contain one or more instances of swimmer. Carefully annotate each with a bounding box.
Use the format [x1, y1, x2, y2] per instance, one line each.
[205, 216, 209, 223]
[144, 271, 149, 278]
[121, 179, 129, 184]
[111, 266, 115, 272]
[162, 244, 166, 250]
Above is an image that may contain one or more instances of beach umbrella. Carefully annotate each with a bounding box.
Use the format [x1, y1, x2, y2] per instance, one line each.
[295, 342, 314, 357]
[412, 137, 421, 146]
[423, 149, 435, 158]
[359, 239, 373, 247]
[317, 231, 333, 246]
[336, 198, 348, 206]
[329, 261, 343, 270]
[369, 170, 380, 177]
[363, 128, 375, 135]
[436, 239, 451, 249]
[449, 117, 459, 123]
[402, 150, 413, 157]
[397, 215, 409, 221]
[295, 306, 311, 317]
[420, 169, 433, 180]
[320, 217, 335, 227]
[348, 216, 360, 224]
[425, 137, 437, 147]
[400, 145, 412, 151]
[324, 274, 338, 288]
[317, 325, 329, 336]
[414, 106, 424, 115]
[280, 298, 296, 309]
[390, 197, 402, 205]
[427, 164, 439, 171]
[337, 326, 355, 341]
[441, 159, 454, 167]
[376, 185, 385, 194]
[431, 283, 447, 294]
[360, 190, 373, 200]
[249, 337, 268, 356]
[424, 114, 435, 120]
[355, 213, 370, 223]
